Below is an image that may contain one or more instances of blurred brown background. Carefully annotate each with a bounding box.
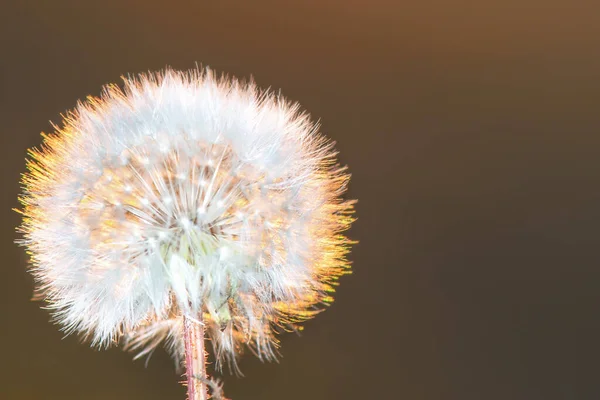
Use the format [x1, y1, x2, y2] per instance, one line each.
[2, 1, 600, 399]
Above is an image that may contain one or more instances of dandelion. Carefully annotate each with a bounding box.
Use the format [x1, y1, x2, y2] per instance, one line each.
[16, 68, 355, 399]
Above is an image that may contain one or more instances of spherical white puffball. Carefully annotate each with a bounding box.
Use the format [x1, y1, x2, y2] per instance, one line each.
[17, 68, 355, 370]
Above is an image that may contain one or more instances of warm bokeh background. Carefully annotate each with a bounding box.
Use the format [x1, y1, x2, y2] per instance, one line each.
[2, 1, 600, 399]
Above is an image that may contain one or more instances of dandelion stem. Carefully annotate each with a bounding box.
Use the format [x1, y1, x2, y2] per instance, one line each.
[183, 314, 208, 400]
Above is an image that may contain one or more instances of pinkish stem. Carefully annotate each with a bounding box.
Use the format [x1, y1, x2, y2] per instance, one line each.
[183, 314, 208, 400]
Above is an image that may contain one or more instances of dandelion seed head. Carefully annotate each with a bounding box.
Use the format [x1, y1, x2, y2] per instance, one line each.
[17, 68, 355, 370]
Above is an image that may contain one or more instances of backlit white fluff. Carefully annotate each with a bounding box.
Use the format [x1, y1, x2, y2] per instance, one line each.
[17, 68, 354, 370]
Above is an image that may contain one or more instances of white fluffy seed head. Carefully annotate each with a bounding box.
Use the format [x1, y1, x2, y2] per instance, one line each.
[17, 68, 355, 370]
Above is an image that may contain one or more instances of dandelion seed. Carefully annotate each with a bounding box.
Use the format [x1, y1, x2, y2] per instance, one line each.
[16, 68, 355, 399]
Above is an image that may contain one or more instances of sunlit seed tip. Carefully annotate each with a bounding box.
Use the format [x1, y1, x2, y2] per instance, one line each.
[179, 217, 192, 229]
